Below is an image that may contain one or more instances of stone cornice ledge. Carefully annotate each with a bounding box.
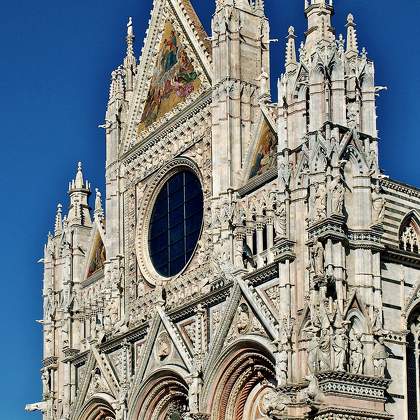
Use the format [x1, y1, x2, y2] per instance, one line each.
[383, 245, 420, 268]
[243, 262, 279, 286]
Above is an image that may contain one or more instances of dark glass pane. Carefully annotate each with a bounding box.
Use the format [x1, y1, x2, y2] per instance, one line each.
[150, 215, 168, 237]
[149, 170, 203, 278]
[169, 173, 184, 194]
[169, 207, 184, 227]
[153, 190, 168, 218]
[169, 224, 184, 245]
[170, 239, 185, 260]
[170, 256, 186, 276]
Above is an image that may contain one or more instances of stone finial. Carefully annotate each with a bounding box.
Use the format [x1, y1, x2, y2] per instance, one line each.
[94, 188, 104, 219]
[54, 204, 63, 236]
[346, 14, 359, 57]
[285, 26, 297, 72]
[75, 162, 84, 189]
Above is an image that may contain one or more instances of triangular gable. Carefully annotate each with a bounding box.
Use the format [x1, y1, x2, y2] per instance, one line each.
[204, 281, 278, 377]
[71, 347, 118, 420]
[244, 116, 278, 182]
[129, 307, 193, 400]
[84, 229, 106, 280]
[137, 20, 202, 135]
[122, 0, 212, 153]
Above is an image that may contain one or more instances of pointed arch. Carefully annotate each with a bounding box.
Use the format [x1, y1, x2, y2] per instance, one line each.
[128, 367, 190, 420]
[399, 210, 420, 254]
[79, 395, 116, 420]
[202, 338, 276, 420]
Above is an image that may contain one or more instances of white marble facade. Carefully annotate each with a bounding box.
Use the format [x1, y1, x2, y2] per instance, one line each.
[26, 1, 420, 419]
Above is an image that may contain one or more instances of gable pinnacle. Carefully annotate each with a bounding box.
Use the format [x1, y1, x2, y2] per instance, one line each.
[346, 14, 359, 57]
[124, 17, 137, 92]
[126, 17, 135, 58]
[285, 26, 297, 72]
[54, 204, 63, 236]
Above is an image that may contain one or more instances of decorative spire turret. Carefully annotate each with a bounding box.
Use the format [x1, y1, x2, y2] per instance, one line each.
[124, 17, 137, 92]
[68, 162, 92, 226]
[54, 204, 63, 236]
[285, 26, 297, 72]
[304, 0, 335, 52]
[346, 14, 359, 58]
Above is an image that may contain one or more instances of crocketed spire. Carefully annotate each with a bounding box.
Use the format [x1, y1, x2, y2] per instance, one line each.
[346, 14, 359, 58]
[285, 26, 297, 72]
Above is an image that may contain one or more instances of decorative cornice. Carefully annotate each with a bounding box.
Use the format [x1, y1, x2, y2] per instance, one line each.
[382, 178, 420, 199]
[42, 356, 58, 368]
[243, 262, 278, 287]
[383, 245, 420, 268]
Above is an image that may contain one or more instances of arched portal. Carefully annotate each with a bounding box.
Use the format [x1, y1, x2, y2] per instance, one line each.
[80, 396, 116, 420]
[129, 369, 189, 420]
[204, 339, 276, 420]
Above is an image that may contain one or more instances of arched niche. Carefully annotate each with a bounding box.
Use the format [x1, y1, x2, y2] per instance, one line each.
[399, 211, 420, 254]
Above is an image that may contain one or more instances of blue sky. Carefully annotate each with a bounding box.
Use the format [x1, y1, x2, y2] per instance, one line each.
[1, 0, 419, 418]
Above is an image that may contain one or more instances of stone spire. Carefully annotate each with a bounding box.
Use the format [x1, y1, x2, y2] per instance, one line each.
[304, 0, 335, 52]
[54, 204, 63, 236]
[124, 17, 137, 92]
[346, 14, 359, 58]
[285, 26, 297, 72]
[68, 162, 92, 226]
[254, 0, 264, 14]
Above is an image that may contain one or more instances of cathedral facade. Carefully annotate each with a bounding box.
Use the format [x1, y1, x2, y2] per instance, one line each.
[27, 0, 420, 419]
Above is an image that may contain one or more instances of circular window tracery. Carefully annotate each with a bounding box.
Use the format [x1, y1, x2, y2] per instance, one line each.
[148, 169, 203, 278]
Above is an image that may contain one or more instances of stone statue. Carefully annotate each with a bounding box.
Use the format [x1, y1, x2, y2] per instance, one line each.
[333, 328, 348, 371]
[42, 369, 51, 397]
[307, 332, 320, 374]
[311, 241, 325, 278]
[314, 183, 327, 221]
[274, 204, 286, 238]
[372, 184, 385, 225]
[331, 176, 345, 215]
[236, 304, 250, 334]
[318, 328, 332, 371]
[373, 337, 388, 377]
[349, 334, 364, 374]
[156, 333, 171, 360]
